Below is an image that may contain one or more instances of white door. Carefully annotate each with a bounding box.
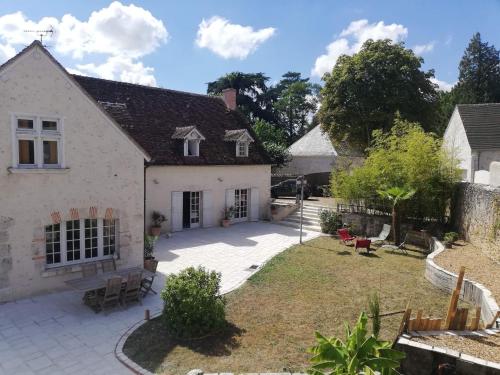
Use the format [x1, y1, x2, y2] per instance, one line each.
[190, 191, 201, 229]
[171, 191, 183, 232]
[233, 188, 249, 222]
[202, 190, 213, 227]
[250, 188, 259, 221]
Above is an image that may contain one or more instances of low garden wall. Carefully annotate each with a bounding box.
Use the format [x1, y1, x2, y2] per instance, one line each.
[425, 238, 499, 326]
[270, 202, 298, 222]
[395, 332, 500, 375]
[341, 212, 415, 238]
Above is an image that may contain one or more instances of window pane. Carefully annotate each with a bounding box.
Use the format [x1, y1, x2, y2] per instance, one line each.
[103, 219, 116, 256]
[43, 141, 58, 165]
[66, 220, 80, 263]
[17, 119, 33, 129]
[18, 140, 35, 164]
[42, 120, 57, 131]
[45, 224, 61, 265]
[84, 219, 98, 259]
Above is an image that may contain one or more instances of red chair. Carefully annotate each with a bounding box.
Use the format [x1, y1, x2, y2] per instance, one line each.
[355, 239, 373, 254]
[337, 228, 356, 245]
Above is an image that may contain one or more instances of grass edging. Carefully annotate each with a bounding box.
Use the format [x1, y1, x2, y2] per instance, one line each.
[425, 237, 499, 326]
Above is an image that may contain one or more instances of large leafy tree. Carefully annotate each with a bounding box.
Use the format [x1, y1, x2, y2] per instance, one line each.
[207, 72, 276, 123]
[253, 119, 290, 168]
[331, 117, 461, 223]
[455, 32, 500, 104]
[319, 39, 439, 150]
[273, 72, 321, 143]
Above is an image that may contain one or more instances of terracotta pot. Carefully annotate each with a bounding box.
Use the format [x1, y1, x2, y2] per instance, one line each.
[151, 226, 161, 236]
[221, 219, 231, 228]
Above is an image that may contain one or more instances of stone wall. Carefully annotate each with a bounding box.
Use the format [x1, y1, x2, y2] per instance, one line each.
[451, 183, 500, 259]
[341, 212, 417, 238]
[0, 217, 13, 290]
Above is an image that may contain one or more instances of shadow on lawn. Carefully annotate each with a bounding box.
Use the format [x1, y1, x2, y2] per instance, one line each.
[302, 243, 353, 256]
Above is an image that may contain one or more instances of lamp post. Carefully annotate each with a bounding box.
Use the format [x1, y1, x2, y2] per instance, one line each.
[298, 175, 304, 244]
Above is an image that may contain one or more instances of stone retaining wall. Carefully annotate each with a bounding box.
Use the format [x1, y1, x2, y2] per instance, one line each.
[425, 238, 499, 326]
[451, 183, 500, 258]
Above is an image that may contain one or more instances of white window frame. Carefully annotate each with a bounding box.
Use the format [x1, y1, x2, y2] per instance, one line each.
[184, 139, 200, 157]
[236, 141, 249, 157]
[45, 219, 117, 268]
[11, 114, 64, 169]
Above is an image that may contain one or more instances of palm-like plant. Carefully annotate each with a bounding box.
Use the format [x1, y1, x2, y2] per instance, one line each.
[377, 187, 416, 245]
[308, 312, 405, 375]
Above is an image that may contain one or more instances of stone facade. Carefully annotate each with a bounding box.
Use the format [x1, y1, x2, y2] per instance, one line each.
[0, 44, 146, 301]
[451, 183, 500, 259]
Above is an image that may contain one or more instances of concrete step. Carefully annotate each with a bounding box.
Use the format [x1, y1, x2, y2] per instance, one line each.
[287, 212, 319, 220]
[283, 217, 321, 226]
[277, 220, 322, 232]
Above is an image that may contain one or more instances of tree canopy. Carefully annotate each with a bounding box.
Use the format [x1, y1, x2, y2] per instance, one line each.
[331, 117, 461, 222]
[319, 39, 439, 150]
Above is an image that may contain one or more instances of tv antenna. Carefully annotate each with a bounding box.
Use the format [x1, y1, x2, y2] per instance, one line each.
[24, 26, 54, 47]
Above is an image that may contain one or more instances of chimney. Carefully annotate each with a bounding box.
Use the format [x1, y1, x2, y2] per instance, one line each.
[222, 88, 237, 110]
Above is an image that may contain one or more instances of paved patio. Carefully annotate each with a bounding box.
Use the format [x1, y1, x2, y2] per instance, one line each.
[0, 222, 321, 375]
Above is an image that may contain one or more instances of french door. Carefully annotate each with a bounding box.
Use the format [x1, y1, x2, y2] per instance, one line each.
[234, 189, 248, 222]
[190, 191, 201, 228]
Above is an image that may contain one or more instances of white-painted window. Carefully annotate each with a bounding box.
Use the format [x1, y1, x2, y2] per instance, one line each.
[44, 219, 117, 268]
[12, 115, 64, 169]
[236, 141, 249, 157]
[234, 189, 249, 220]
[184, 139, 200, 156]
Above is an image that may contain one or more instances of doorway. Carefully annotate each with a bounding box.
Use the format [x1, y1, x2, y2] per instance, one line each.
[233, 188, 249, 222]
[183, 191, 201, 229]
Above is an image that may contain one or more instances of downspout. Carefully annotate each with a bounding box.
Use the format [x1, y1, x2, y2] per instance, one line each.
[144, 164, 148, 238]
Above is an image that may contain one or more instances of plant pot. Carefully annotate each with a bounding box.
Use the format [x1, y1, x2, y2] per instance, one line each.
[221, 219, 231, 228]
[151, 226, 161, 237]
[444, 241, 452, 249]
[144, 256, 155, 268]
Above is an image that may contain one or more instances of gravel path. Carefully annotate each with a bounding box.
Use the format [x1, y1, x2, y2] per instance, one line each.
[434, 241, 500, 301]
[412, 332, 500, 363]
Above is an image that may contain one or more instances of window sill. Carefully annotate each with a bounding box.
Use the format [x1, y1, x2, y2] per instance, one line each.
[8, 167, 70, 174]
[41, 259, 123, 278]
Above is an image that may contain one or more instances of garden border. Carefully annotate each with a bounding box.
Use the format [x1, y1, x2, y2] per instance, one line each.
[425, 238, 499, 326]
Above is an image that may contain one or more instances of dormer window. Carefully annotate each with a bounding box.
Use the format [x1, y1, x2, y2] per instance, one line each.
[224, 129, 254, 158]
[172, 126, 206, 157]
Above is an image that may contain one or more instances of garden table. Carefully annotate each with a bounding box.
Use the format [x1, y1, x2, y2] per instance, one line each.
[65, 266, 154, 293]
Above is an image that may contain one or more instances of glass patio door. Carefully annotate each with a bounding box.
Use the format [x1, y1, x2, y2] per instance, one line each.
[190, 191, 201, 228]
[234, 189, 248, 222]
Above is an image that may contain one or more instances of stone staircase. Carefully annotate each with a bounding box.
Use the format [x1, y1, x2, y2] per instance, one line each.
[277, 203, 334, 232]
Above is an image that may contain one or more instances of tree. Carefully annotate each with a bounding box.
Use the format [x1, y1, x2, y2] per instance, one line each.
[331, 117, 461, 223]
[273, 72, 321, 143]
[308, 312, 405, 375]
[319, 39, 439, 150]
[377, 187, 416, 245]
[253, 119, 291, 168]
[455, 32, 500, 104]
[207, 72, 275, 123]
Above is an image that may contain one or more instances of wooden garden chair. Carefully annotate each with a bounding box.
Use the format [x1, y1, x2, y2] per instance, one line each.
[101, 259, 116, 273]
[95, 276, 122, 313]
[142, 259, 158, 297]
[121, 272, 143, 306]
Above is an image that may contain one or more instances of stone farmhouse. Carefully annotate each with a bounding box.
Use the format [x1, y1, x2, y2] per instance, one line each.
[443, 103, 500, 184]
[0, 41, 271, 301]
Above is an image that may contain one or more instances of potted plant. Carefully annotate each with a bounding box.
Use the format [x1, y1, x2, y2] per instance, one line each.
[270, 203, 278, 215]
[443, 231, 459, 248]
[221, 206, 234, 228]
[151, 211, 167, 236]
[144, 234, 157, 264]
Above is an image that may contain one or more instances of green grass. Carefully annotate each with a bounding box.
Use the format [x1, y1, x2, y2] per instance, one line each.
[123, 237, 464, 374]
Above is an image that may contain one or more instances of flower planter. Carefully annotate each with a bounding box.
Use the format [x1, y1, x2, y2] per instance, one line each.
[221, 219, 231, 228]
[150, 226, 161, 237]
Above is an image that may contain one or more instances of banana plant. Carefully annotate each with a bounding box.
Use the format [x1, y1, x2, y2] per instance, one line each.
[377, 186, 416, 245]
[308, 312, 405, 375]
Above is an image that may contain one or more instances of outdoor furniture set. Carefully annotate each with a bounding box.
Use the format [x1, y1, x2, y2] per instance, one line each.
[65, 259, 159, 313]
[337, 224, 403, 255]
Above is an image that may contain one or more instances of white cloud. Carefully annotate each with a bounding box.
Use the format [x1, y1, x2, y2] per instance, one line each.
[311, 19, 408, 77]
[0, 43, 15, 62]
[77, 56, 157, 86]
[431, 77, 455, 92]
[413, 42, 435, 55]
[195, 16, 275, 59]
[0, 2, 167, 85]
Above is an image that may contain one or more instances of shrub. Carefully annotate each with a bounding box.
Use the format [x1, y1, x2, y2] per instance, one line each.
[368, 292, 381, 338]
[444, 231, 459, 243]
[152, 211, 167, 227]
[161, 266, 226, 339]
[319, 209, 342, 234]
[144, 234, 157, 259]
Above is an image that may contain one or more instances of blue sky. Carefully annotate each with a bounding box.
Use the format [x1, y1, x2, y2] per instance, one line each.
[1, 1, 499, 93]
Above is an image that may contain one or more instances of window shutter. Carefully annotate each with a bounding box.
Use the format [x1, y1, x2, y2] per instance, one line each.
[250, 188, 259, 221]
[202, 190, 214, 227]
[171, 191, 183, 232]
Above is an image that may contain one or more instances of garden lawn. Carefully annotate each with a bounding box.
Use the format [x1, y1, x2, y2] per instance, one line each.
[124, 237, 465, 374]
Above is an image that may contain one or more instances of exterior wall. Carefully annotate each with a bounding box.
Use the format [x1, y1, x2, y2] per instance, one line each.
[479, 150, 500, 171]
[450, 183, 500, 259]
[145, 165, 271, 232]
[279, 155, 336, 176]
[0, 46, 145, 301]
[443, 109, 472, 182]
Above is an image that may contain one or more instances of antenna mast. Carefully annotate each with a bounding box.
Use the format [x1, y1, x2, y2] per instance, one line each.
[24, 26, 54, 47]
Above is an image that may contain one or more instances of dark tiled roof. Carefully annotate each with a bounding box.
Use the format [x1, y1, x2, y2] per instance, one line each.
[171, 126, 199, 139]
[457, 103, 500, 151]
[73, 75, 270, 165]
[224, 129, 251, 142]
